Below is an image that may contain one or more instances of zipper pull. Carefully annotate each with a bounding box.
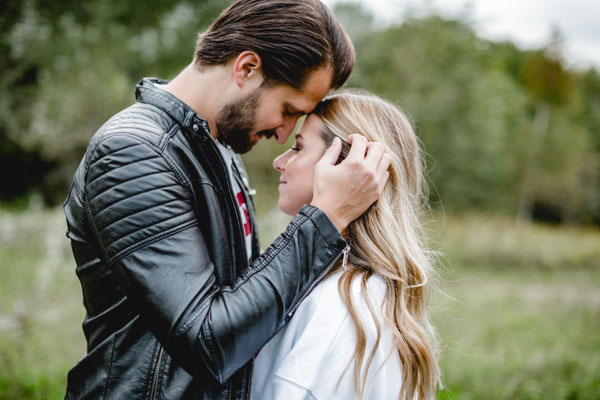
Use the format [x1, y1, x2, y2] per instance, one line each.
[341, 245, 351, 271]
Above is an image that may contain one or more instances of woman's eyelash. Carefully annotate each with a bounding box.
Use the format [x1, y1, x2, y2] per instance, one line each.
[290, 146, 301, 151]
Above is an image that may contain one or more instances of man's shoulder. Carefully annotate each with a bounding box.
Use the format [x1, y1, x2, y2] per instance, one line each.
[94, 102, 176, 148]
[77, 101, 183, 179]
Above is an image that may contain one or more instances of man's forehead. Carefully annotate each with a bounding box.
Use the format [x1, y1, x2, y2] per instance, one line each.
[301, 66, 333, 104]
[276, 67, 333, 112]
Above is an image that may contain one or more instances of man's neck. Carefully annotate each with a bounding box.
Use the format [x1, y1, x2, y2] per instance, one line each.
[164, 62, 227, 139]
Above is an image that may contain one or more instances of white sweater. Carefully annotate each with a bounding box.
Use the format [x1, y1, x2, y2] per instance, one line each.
[252, 270, 402, 399]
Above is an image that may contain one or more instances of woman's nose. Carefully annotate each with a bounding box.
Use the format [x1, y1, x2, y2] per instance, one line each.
[273, 153, 285, 172]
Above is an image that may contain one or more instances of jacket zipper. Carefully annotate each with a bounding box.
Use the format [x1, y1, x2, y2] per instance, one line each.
[208, 139, 250, 272]
[196, 128, 253, 399]
[247, 361, 254, 400]
[150, 347, 164, 400]
[286, 244, 350, 319]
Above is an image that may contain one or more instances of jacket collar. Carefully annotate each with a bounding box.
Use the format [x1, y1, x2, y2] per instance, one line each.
[135, 77, 210, 135]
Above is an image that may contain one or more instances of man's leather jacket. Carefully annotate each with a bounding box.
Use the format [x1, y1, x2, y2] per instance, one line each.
[63, 78, 347, 399]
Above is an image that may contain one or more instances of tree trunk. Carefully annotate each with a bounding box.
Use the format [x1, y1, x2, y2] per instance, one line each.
[517, 101, 551, 223]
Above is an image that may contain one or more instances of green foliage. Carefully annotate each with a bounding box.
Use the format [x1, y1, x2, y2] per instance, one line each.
[336, 9, 600, 224]
[521, 51, 573, 106]
[1, 0, 599, 225]
[1, 0, 229, 204]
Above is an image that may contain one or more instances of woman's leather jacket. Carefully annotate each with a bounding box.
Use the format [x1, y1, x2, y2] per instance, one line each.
[63, 78, 347, 399]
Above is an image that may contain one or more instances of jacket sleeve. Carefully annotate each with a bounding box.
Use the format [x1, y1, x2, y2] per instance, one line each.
[84, 133, 347, 383]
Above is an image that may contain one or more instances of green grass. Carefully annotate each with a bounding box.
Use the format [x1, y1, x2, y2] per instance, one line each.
[433, 214, 600, 400]
[0, 208, 85, 399]
[0, 208, 598, 399]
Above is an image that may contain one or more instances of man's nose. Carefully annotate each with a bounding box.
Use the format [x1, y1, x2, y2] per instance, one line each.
[275, 118, 298, 144]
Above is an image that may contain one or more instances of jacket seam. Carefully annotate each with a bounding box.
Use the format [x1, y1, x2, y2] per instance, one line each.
[85, 132, 160, 171]
[84, 191, 110, 265]
[145, 340, 161, 399]
[202, 320, 223, 382]
[97, 196, 183, 234]
[285, 250, 341, 322]
[221, 213, 310, 293]
[84, 135, 197, 265]
[102, 334, 118, 400]
[88, 153, 161, 187]
[159, 124, 179, 150]
[108, 219, 197, 265]
[161, 150, 194, 197]
[174, 285, 218, 337]
[87, 141, 146, 170]
[87, 169, 171, 203]
[308, 213, 334, 249]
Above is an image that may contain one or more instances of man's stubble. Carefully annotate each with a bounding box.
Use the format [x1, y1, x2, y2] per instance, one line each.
[216, 87, 275, 154]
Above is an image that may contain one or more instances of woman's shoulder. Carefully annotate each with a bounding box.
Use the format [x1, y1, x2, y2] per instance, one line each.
[259, 270, 400, 399]
[292, 269, 388, 333]
[304, 270, 387, 312]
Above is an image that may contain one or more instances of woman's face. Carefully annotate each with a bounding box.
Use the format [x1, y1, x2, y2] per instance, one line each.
[273, 114, 328, 215]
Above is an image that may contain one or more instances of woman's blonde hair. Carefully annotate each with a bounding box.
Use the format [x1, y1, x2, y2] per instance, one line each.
[312, 89, 441, 399]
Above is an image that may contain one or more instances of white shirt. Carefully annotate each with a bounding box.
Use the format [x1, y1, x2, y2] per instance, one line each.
[252, 271, 402, 399]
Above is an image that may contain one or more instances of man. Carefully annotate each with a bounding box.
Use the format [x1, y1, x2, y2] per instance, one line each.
[63, 1, 391, 399]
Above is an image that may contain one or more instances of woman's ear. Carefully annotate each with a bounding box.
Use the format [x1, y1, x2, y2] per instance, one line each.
[232, 51, 263, 88]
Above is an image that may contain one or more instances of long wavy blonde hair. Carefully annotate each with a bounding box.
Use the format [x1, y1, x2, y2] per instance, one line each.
[312, 89, 441, 399]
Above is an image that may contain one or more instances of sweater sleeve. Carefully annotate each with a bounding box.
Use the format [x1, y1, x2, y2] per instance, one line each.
[253, 273, 403, 400]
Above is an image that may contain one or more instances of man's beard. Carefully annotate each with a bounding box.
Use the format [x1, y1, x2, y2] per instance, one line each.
[216, 87, 275, 154]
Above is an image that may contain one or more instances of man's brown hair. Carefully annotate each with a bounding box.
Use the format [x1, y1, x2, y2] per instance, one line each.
[194, 0, 355, 90]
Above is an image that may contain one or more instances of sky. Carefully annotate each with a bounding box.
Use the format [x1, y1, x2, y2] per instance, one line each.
[322, 0, 600, 70]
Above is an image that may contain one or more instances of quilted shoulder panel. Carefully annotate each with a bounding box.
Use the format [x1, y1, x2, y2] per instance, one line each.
[85, 132, 196, 265]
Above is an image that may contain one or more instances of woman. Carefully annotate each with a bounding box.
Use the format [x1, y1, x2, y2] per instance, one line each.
[252, 90, 441, 400]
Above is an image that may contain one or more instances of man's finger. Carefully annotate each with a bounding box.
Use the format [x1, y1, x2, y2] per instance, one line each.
[365, 142, 385, 169]
[376, 153, 393, 176]
[378, 171, 390, 193]
[319, 136, 342, 166]
[375, 154, 393, 194]
[345, 134, 368, 161]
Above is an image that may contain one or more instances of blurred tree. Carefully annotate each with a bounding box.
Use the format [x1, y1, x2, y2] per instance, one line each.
[516, 47, 588, 224]
[347, 15, 530, 212]
[575, 69, 600, 224]
[1, 0, 228, 204]
[1, 0, 599, 226]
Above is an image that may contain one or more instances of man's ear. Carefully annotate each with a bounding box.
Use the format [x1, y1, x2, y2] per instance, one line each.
[232, 51, 263, 88]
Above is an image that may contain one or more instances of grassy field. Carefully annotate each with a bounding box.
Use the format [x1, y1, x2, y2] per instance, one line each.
[0, 208, 599, 399]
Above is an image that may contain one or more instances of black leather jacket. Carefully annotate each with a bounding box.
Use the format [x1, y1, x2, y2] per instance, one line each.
[63, 78, 347, 399]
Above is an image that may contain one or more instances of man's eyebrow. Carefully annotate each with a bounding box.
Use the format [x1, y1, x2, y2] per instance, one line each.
[285, 103, 306, 115]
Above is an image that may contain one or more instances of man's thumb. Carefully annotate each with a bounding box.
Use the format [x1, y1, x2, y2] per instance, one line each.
[320, 137, 342, 165]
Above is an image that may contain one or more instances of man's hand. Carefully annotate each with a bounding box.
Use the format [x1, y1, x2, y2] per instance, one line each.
[310, 134, 392, 233]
